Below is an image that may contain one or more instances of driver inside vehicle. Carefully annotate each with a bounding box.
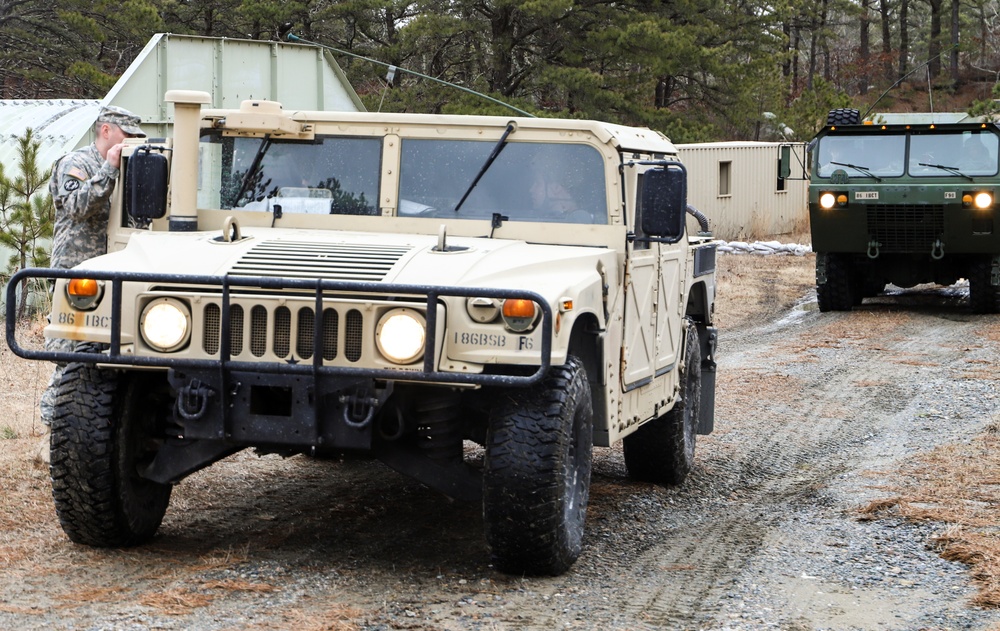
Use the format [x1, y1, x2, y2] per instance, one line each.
[530, 170, 579, 214]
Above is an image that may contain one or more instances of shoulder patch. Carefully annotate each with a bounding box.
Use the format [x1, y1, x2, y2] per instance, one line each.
[66, 167, 87, 181]
[63, 179, 81, 191]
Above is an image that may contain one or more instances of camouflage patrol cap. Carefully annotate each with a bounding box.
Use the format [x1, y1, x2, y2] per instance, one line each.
[96, 105, 146, 137]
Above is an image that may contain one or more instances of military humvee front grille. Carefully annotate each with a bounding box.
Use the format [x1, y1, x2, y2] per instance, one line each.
[250, 306, 267, 357]
[867, 204, 944, 252]
[346, 310, 363, 361]
[203, 304, 220, 354]
[200, 302, 367, 364]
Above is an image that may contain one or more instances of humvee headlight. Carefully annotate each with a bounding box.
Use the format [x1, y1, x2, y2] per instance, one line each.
[140, 298, 191, 352]
[65, 278, 103, 311]
[376, 309, 426, 364]
[819, 193, 837, 209]
[501, 299, 539, 333]
[975, 192, 993, 209]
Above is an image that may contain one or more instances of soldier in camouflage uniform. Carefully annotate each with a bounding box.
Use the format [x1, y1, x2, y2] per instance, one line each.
[39, 105, 146, 432]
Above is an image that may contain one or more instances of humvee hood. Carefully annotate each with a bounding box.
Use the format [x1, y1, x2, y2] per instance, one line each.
[76, 229, 610, 292]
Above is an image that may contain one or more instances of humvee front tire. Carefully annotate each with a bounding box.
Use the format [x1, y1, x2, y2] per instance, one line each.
[483, 356, 593, 576]
[623, 319, 701, 485]
[816, 252, 855, 311]
[51, 365, 171, 547]
[969, 257, 1000, 314]
[827, 108, 861, 125]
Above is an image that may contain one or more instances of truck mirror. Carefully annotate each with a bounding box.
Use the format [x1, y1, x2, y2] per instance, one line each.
[640, 165, 686, 241]
[779, 144, 791, 179]
[126, 148, 168, 220]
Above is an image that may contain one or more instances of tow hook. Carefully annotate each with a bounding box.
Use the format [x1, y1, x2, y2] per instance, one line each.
[340, 388, 378, 429]
[867, 239, 881, 259]
[176, 379, 214, 421]
[931, 239, 945, 260]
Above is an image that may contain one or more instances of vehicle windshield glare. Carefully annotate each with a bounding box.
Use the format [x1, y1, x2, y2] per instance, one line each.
[399, 139, 607, 224]
[815, 130, 1000, 179]
[909, 131, 999, 177]
[816, 134, 905, 178]
[199, 134, 382, 215]
[197, 133, 608, 224]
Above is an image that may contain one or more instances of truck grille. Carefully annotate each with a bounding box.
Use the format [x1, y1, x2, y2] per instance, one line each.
[202, 302, 365, 363]
[230, 240, 412, 281]
[867, 204, 944, 252]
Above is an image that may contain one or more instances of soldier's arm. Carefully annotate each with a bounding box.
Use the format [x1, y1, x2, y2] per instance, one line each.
[52, 154, 118, 220]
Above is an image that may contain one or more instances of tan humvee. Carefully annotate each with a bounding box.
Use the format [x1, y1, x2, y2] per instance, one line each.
[10, 90, 717, 576]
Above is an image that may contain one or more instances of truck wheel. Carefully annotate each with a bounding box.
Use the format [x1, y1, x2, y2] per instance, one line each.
[50, 365, 171, 547]
[623, 319, 700, 486]
[968, 258, 1000, 314]
[816, 253, 855, 311]
[483, 356, 593, 575]
[827, 108, 861, 125]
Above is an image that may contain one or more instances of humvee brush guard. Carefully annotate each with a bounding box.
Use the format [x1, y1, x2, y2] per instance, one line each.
[7, 91, 717, 575]
[809, 108, 1000, 312]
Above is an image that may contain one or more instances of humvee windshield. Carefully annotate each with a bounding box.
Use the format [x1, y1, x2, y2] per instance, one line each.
[815, 130, 1000, 179]
[197, 132, 607, 224]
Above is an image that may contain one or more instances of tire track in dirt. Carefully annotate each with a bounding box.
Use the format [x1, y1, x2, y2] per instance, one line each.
[606, 301, 995, 629]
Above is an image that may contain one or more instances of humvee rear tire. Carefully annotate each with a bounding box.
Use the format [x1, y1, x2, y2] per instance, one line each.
[816, 253, 855, 311]
[827, 108, 861, 125]
[483, 356, 593, 576]
[51, 366, 171, 547]
[623, 319, 700, 486]
[968, 257, 1000, 314]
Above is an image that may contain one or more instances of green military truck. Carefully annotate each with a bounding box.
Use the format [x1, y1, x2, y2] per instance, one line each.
[7, 91, 718, 576]
[808, 108, 1000, 312]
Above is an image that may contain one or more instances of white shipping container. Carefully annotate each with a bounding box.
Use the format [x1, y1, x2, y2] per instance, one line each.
[677, 141, 809, 241]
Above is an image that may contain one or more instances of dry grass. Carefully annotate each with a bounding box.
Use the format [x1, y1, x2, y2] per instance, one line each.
[713, 249, 815, 331]
[858, 423, 1000, 607]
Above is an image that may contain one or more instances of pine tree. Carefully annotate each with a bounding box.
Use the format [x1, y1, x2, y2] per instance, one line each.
[0, 129, 54, 319]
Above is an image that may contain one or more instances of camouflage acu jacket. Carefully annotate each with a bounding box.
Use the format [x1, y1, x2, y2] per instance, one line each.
[48, 143, 119, 269]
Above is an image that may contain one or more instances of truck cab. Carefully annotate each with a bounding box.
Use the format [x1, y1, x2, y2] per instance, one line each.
[809, 108, 1000, 312]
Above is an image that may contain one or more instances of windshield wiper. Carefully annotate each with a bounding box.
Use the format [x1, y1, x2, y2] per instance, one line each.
[454, 122, 517, 212]
[232, 135, 273, 206]
[918, 162, 974, 181]
[831, 160, 882, 182]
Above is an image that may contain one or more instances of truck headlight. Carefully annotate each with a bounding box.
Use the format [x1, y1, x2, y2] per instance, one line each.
[975, 192, 993, 209]
[65, 278, 103, 311]
[140, 298, 191, 352]
[376, 309, 426, 364]
[819, 192, 837, 209]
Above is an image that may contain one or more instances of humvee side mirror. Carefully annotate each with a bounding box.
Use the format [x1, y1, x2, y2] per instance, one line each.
[126, 148, 168, 220]
[640, 165, 686, 242]
[779, 144, 791, 179]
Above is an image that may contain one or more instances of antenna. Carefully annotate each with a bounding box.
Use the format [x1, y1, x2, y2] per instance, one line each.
[861, 44, 960, 120]
[283, 31, 535, 118]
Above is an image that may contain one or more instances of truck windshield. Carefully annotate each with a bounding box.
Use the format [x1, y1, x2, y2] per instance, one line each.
[815, 130, 1000, 179]
[398, 140, 608, 224]
[815, 134, 906, 178]
[198, 134, 382, 214]
[909, 131, 999, 177]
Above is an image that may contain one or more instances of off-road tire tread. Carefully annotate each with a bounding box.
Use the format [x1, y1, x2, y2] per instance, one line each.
[50, 363, 170, 547]
[968, 258, 1000, 314]
[484, 356, 593, 576]
[623, 319, 701, 485]
[816, 253, 855, 312]
[827, 108, 861, 125]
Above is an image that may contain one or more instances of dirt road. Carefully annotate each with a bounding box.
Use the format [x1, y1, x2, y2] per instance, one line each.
[3, 259, 1000, 630]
